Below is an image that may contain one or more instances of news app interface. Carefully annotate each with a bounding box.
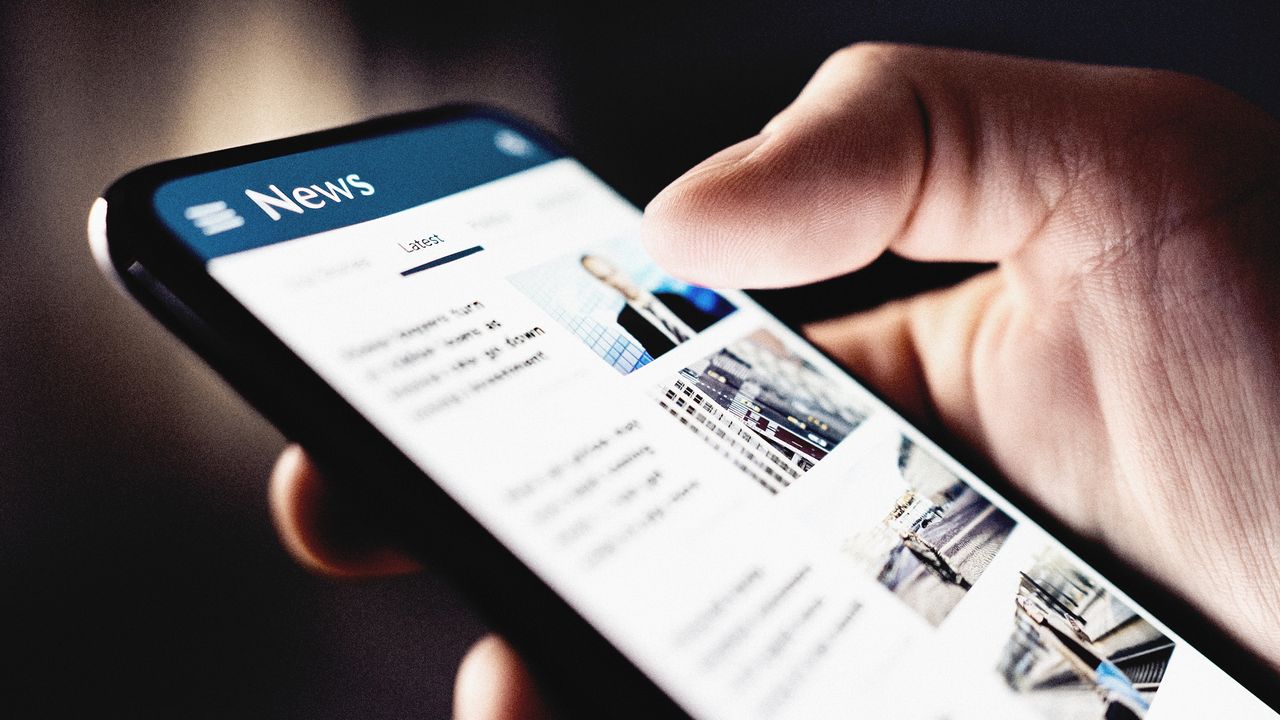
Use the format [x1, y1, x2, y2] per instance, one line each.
[153, 117, 1274, 719]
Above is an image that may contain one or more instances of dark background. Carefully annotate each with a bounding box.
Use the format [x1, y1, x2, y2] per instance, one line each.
[2, 1, 1277, 717]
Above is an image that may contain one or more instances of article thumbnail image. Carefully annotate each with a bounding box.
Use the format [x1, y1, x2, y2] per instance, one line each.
[841, 436, 1015, 626]
[654, 328, 870, 493]
[997, 548, 1173, 720]
[508, 238, 735, 375]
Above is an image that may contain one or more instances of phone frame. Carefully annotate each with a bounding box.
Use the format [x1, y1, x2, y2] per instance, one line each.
[90, 104, 1280, 716]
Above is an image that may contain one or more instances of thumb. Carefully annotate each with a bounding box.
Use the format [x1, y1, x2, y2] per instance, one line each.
[642, 43, 1272, 289]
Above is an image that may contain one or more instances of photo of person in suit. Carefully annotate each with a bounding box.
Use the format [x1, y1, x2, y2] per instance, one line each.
[509, 239, 735, 374]
[579, 253, 723, 358]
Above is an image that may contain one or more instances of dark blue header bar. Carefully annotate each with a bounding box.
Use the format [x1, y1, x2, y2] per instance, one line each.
[153, 117, 559, 260]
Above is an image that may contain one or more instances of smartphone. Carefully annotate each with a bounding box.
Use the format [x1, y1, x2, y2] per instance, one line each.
[90, 106, 1278, 719]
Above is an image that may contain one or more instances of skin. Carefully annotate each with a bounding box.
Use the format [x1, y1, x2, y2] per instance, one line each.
[268, 45, 1280, 717]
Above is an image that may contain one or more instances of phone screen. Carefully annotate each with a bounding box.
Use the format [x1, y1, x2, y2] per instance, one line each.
[149, 115, 1273, 719]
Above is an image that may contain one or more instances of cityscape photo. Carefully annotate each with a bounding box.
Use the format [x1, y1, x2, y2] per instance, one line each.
[653, 329, 871, 493]
[840, 435, 1016, 626]
[996, 548, 1174, 720]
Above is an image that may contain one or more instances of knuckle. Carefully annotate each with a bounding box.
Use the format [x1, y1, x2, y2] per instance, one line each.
[1145, 68, 1228, 105]
[1125, 68, 1253, 134]
[824, 42, 907, 75]
[1122, 68, 1274, 182]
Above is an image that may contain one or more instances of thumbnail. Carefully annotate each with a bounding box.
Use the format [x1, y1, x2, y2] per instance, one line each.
[841, 435, 1016, 626]
[508, 238, 735, 374]
[654, 329, 871, 493]
[996, 548, 1173, 719]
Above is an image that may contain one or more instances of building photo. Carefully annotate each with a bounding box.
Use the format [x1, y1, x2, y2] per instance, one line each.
[997, 548, 1175, 720]
[653, 329, 871, 493]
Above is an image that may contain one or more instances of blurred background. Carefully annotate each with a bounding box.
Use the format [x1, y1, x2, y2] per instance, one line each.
[2, 1, 1277, 717]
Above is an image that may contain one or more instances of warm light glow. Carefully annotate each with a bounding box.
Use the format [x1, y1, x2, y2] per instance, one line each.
[172, 0, 360, 153]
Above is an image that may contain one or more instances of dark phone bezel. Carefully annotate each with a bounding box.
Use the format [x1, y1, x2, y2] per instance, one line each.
[94, 104, 1280, 715]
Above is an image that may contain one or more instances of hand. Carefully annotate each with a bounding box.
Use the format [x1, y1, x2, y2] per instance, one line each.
[271, 44, 1280, 716]
[269, 445, 550, 720]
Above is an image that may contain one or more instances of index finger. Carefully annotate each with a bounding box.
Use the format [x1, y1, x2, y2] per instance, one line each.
[269, 444, 422, 578]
